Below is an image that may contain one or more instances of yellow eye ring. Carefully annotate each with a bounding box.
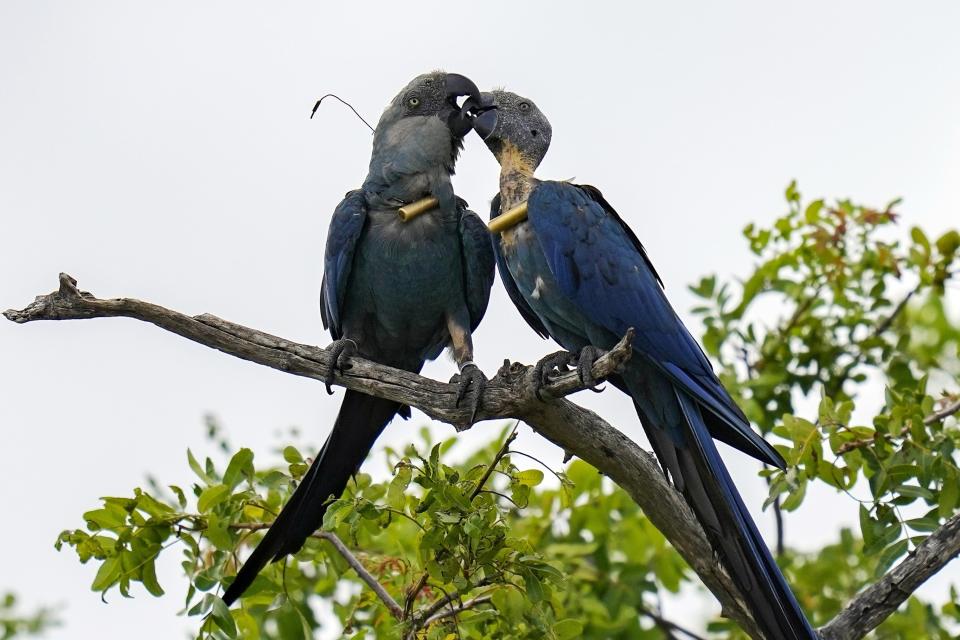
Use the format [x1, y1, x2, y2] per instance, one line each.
[408, 96, 420, 108]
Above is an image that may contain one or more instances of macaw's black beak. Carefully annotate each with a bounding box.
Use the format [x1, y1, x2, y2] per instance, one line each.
[468, 101, 498, 140]
[444, 73, 482, 138]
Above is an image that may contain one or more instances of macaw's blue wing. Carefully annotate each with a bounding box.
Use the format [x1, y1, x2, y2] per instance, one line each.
[489, 193, 549, 338]
[526, 180, 783, 468]
[457, 200, 497, 332]
[321, 190, 367, 340]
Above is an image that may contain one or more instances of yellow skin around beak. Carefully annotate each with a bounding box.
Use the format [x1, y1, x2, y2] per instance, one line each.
[397, 196, 440, 221]
[488, 202, 528, 234]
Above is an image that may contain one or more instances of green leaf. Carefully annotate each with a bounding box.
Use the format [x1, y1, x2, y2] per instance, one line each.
[911, 226, 930, 252]
[187, 449, 215, 486]
[785, 180, 800, 203]
[210, 596, 237, 636]
[521, 569, 545, 603]
[896, 485, 935, 501]
[388, 464, 412, 510]
[197, 484, 231, 513]
[91, 556, 121, 592]
[552, 619, 584, 640]
[491, 587, 525, 623]
[222, 448, 254, 489]
[780, 478, 807, 511]
[936, 229, 960, 255]
[140, 558, 164, 597]
[905, 517, 941, 532]
[804, 199, 824, 223]
[516, 469, 544, 488]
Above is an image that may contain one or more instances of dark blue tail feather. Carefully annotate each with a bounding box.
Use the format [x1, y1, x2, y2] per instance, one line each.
[222, 391, 399, 605]
[672, 387, 816, 639]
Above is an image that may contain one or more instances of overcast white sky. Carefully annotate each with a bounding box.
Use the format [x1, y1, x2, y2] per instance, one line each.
[2, 2, 959, 638]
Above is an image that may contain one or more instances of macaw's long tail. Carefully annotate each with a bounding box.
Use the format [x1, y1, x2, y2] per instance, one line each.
[623, 373, 816, 640]
[222, 390, 402, 605]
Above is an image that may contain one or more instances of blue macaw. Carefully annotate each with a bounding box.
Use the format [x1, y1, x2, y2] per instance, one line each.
[223, 72, 495, 605]
[471, 91, 815, 639]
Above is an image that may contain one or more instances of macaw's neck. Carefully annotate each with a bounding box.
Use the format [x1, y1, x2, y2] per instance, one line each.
[498, 141, 536, 211]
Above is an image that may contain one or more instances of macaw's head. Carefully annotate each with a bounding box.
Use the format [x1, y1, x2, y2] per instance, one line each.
[470, 90, 552, 172]
[371, 71, 483, 170]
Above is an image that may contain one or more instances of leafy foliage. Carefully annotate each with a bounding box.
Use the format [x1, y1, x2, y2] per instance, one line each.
[690, 182, 960, 581]
[57, 425, 693, 639]
[0, 593, 58, 640]
[54, 184, 960, 638]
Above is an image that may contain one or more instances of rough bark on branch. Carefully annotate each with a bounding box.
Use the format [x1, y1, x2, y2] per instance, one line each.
[8, 274, 960, 639]
[818, 510, 960, 640]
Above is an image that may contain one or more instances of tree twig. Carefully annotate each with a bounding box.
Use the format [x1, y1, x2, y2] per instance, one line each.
[416, 582, 489, 624]
[470, 426, 518, 500]
[422, 594, 493, 626]
[316, 531, 405, 620]
[403, 572, 430, 621]
[638, 603, 708, 640]
[834, 395, 960, 455]
[222, 522, 405, 620]
[818, 511, 960, 640]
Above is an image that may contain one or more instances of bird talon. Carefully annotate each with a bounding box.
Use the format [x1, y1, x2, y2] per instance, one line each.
[575, 346, 607, 392]
[452, 363, 486, 428]
[323, 338, 357, 394]
[533, 350, 575, 400]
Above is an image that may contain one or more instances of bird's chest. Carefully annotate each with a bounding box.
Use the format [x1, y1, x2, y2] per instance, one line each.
[501, 223, 586, 337]
[351, 210, 462, 317]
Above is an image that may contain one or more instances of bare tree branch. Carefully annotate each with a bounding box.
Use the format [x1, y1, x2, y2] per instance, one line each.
[818, 511, 960, 640]
[7, 274, 759, 635]
[316, 531, 405, 620]
[11, 274, 960, 639]
[224, 522, 405, 619]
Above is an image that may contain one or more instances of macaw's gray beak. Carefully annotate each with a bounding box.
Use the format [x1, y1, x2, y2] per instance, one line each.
[444, 73, 482, 138]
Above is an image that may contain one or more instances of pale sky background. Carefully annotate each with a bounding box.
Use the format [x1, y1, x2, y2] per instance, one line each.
[2, 2, 959, 638]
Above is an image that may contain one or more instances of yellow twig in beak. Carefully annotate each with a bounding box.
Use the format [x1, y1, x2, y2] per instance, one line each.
[397, 196, 439, 222]
[488, 202, 528, 234]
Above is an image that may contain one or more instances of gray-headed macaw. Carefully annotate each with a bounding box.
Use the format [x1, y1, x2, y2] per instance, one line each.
[223, 72, 495, 605]
[471, 91, 815, 639]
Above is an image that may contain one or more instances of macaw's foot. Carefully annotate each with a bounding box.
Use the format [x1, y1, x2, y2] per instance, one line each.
[532, 350, 575, 401]
[324, 338, 357, 395]
[573, 346, 607, 392]
[449, 363, 487, 429]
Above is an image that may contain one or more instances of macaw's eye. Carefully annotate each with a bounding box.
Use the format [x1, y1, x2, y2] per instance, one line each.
[519, 102, 531, 112]
[408, 96, 420, 108]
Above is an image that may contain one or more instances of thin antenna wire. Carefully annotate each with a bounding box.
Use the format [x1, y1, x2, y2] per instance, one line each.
[310, 94, 375, 133]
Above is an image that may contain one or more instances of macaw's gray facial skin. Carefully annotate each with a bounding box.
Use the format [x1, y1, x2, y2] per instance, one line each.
[475, 90, 817, 640]
[222, 72, 496, 606]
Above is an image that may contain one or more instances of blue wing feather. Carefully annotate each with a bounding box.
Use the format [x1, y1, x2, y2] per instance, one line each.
[527, 181, 782, 467]
[457, 199, 496, 332]
[320, 190, 368, 340]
